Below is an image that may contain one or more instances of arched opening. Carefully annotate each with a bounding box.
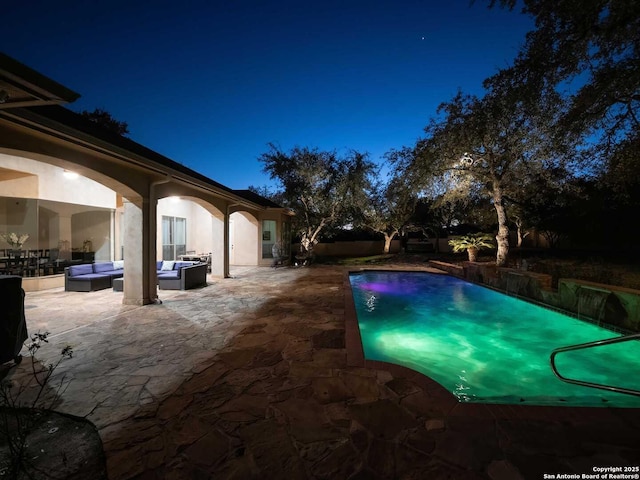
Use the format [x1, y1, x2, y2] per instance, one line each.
[155, 196, 225, 277]
[1, 111, 291, 300]
[0, 152, 141, 291]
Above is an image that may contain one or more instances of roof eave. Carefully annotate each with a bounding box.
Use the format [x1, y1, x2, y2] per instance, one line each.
[0, 53, 81, 109]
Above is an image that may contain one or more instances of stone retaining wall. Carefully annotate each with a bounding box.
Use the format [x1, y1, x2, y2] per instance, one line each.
[494, 268, 554, 303]
[553, 278, 640, 331]
[427, 260, 640, 332]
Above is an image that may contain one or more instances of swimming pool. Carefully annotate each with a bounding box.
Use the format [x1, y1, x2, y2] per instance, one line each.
[349, 270, 640, 407]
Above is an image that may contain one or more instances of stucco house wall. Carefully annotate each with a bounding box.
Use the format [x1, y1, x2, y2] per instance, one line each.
[155, 197, 221, 260]
[230, 212, 259, 266]
[1, 154, 276, 272]
[1, 154, 116, 207]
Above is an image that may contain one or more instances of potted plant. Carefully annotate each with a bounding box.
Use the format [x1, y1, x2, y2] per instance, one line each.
[448, 233, 494, 262]
[0, 232, 29, 249]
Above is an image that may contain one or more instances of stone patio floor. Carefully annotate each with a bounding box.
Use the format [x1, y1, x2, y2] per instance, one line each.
[5, 264, 640, 479]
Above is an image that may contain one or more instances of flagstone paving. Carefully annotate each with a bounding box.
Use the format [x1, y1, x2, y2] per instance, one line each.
[6, 265, 640, 479]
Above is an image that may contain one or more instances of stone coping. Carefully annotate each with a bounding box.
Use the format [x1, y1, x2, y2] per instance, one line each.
[427, 260, 465, 276]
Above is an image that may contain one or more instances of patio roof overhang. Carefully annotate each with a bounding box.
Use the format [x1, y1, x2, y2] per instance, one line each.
[0, 53, 81, 109]
[0, 52, 282, 213]
[1, 105, 269, 211]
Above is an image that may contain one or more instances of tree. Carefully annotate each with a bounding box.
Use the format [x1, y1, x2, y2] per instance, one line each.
[79, 108, 129, 136]
[429, 170, 490, 230]
[355, 170, 419, 254]
[481, 0, 640, 255]
[258, 143, 375, 259]
[247, 184, 286, 206]
[508, 203, 531, 249]
[407, 165, 487, 252]
[515, 176, 575, 249]
[503, 166, 576, 248]
[405, 75, 569, 266]
[489, 0, 640, 179]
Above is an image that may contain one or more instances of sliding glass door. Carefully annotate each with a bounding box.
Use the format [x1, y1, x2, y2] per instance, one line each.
[162, 216, 186, 260]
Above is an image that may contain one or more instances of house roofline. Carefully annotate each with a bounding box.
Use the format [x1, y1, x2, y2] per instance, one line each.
[0, 53, 290, 213]
[0, 53, 81, 108]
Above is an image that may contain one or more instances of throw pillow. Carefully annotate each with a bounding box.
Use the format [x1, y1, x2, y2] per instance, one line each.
[161, 261, 175, 271]
[113, 260, 124, 270]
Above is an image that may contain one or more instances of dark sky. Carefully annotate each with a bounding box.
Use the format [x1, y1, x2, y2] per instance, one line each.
[2, 0, 533, 189]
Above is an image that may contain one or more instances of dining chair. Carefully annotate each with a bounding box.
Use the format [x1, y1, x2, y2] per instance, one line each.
[5, 250, 25, 276]
[45, 248, 62, 274]
[23, 255, 39, 277]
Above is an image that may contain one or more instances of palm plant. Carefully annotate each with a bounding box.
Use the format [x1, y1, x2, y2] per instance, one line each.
[448, 233, 494, 262]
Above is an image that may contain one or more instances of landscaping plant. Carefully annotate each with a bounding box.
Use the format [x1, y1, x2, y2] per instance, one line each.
[0, 332, 73, 479]
[448, 233, 495, 262]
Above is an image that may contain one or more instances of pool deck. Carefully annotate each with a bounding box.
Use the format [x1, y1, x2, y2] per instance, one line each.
[5, 264, 640, 479]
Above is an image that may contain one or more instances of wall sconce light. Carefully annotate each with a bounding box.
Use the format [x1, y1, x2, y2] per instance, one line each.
[63, 170, 79, 179]
[169, 196, 181, 203]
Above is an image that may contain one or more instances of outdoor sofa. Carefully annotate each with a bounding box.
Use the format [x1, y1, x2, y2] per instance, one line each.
[64, 261, 124, 292]
[64, 260, 207, 291]
[156, 260, 208, 290]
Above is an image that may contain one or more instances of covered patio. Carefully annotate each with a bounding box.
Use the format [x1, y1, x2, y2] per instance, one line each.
[5, 265, 639, 479]
[0, 53, 292, 303]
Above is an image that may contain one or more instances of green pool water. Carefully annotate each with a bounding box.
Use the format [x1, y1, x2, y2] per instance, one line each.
[350, 271, 640, 407]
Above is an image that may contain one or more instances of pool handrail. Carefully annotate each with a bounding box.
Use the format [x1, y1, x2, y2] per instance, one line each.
[550, 333, 640, 397]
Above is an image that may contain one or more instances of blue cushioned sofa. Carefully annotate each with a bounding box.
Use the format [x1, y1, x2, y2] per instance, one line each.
[65, 261, 208, 292]
[64, 262, 123, 292]
[156, 261, 208, 290]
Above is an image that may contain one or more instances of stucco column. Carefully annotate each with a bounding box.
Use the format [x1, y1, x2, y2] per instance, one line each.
[209, 214, 225, 278]
[223, 207, 230, 278]
[122, 198, 156, 305]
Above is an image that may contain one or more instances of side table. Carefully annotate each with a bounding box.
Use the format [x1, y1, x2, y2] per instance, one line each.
[112, 277, 123, 292]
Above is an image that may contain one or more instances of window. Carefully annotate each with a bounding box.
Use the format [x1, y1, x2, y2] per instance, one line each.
[0, 196, 113, 275]
[162, 216, 186, 260]
[261, 220, 276, 259]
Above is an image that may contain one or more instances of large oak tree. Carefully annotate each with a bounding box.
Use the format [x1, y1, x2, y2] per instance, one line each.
[490, 0, 639, 181]
[258, 143, 375, 259]
[354, 168, 419, 254]
[403, 75, 570, 266]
